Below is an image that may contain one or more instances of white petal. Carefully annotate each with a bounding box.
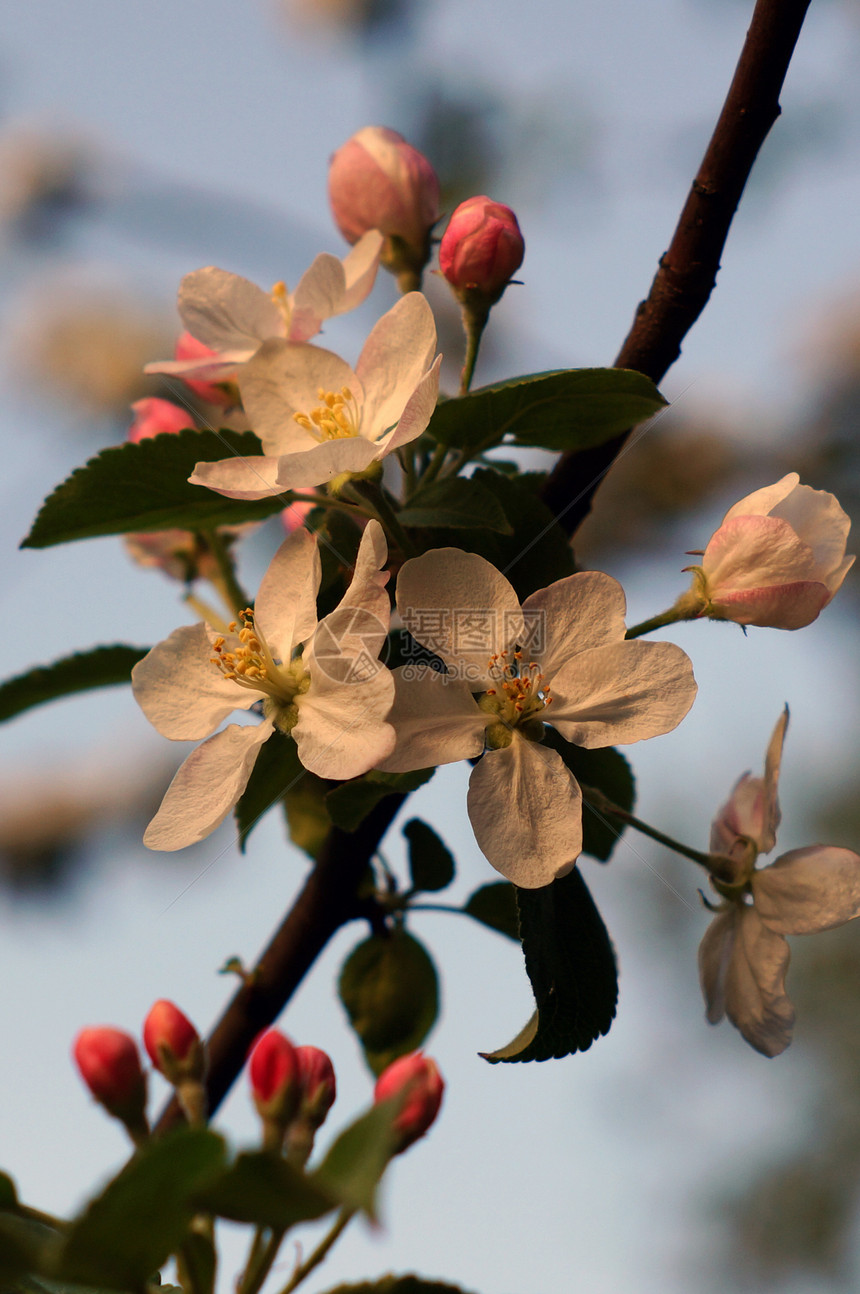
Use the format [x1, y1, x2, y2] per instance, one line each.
[293, 662, 394, 780]
[754, 846, 860, 934]
[522, 571, 627, 679]
[703, 515, 820, 593]
[144, 721, 273, 851]
[338, 230, 384, 307]
[132, 623, 260, 739]
[375, 355, 441, 455]
[466, 738, 582, 888]
[288, 230, 382, 341]
[721, 473, 800, 523]
[759, 705, 788, 853]
[550, 640, 697, 747]
[313, 520, 390, 665]
[240, 339, 362, 454]
[144, 352, 248, 383]
[375, 668, 488, 772]
[357, 293, 438, 434]
[396, 548, 523, 685]
[769, 481, 851, 577]
[699, 903, 795, 1056]
[709, 773, 765, 856]
[177, 268, 283, 353]
[698, 906, 737, 1025]
[275, 437, 379, 489]
[255, 526, 321, 661]
[189, 454, 286, 501]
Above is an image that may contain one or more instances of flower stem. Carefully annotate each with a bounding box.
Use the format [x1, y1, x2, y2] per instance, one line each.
[419, 442, 449, 487]
[625, 590, 705, 639]
[278, 1208, 355, 1294]
[342, 482, 418, 558]
[458, 302, 490, 396]
[579, 785, 738, 883]
[200, 528, 249, 617]
[238, 1226, 286, 1294]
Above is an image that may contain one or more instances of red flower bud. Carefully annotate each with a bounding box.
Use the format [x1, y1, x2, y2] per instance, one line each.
[296, 1045, 337, 1126]
[143, 999, 202, 1081]
[73, 1027, 147, 1128]
[249, 1030, 301, 1128]
[374, 1052, 444, 1153]
[329, 126, 440, 283]
[127, 397, 194, 443]
[439, 196, 524, 304]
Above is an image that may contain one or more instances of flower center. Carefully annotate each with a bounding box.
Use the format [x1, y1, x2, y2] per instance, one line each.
[480, 650, 552, 747]
[270, 281, 293, 331]
[293, 388, 361, 442]
[210, 609, 309, 723]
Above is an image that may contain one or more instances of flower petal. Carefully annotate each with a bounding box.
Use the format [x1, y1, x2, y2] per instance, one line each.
[240, 339, 363, 455]
[132, 623, 261, 740]
[189, 454, 286, 501]
[275, 437, 379, 490]
[177, 268, 283, 353]
[144, 721, 273, 851]
[709, 773, 765, 856]
[375, 668, 488, 772]
[703, 514, 819, 592]
[293, 661, 394, 780]
[709, 581, 830, 630]
[522, 571, 627, 678]
[754, 846, 860, 934]
[769, 480, 852, 577]
[312, 520, 389, 666]
[467, 738, 582, 888]
[357, 293, 438, 434]
[699, 903, 795, 1056]
[550, 640, 696, 747]
[720, 473, 800, 523]
[144, 351, 248, 383]
[396, 548, 523, 685]
[255, 526, 321, 662]
[289, 230, 382, 342]
[375, 355, 441, 455]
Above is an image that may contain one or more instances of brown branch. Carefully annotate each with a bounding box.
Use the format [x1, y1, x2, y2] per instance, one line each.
[154, 794, 404, 1134]
[541, 0, 812, 533]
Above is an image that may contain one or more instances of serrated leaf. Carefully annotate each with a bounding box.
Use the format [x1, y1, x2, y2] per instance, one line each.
[542, 733, 635, 862]
[326, 769, 435, 834]
[403, 820, 455, 893]
[398, 479, 511, 533]
[482, 869, 617, 1063]
[56, 1128, 227, 1290]
[463, 883, 519, 941]
[318, 1279, 477, 1294]
[339, 931, 439, 1076]
[426, 368, 666, 456]
[192, 1152, 334, 1229]
[0, 646, 149, 726]
[234, 728, 313, 852]
[22, 430, 288, 549]
[311, 1100, 400, 1220]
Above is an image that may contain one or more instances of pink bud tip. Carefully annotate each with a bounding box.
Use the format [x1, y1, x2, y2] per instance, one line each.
[296, 1045, 337, 1117]
[142, 1000, 199, 1072]
[73, 1026, 146, 1117]
[127, 397, 194, 443]
[174, 332, 230, 405]
[374, 1051, 444, 1152]
[249, 1029, 301, 1121]
[439, 196, 524, 302]
[329, 126, 440, 275]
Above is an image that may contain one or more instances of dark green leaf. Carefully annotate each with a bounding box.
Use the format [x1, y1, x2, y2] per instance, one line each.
[311, 1101, 400, 1220]
[339, 931, 439, 1076]
[399, 479, 511, 533]
[318, 1279, 477, 1294]
[463, 883, 519, 941]
[193, 1152, 334, 1229]
[234, 729, 319, 852]
[482, 869, 617, 1063]
[326, 770, 435, 834]
[403, 820, 455, 893]
[542, 733, 635, 862]
[0, 646, 149, 725]
[284, 773, 334, 860]
[0, 1174, 18, 1211]
[21, 430, 289, 549]
[56, 1128, 227, 1290]
[426, 368, 666, 456]
[0, 1212, 56, 1285]
[177, 1231, 215, 1294]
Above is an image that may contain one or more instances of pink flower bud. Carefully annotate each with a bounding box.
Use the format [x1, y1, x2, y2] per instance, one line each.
[249, 1029, 301, 1127]
[280, 501, 314, 536]
[296, 1045, 337, 1126]
[143, 999, 202, 1079]
[73, 1026, 147, 1126]
[329, 126, 440, 282]
[374, 1052, 444, 1153]
[439, 196, 524, 305]
[174, 332, 232, 405]
[127, 396, 193, 443]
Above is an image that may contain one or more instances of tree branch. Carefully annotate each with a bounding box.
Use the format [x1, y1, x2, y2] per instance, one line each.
[541, 0, 812, 533]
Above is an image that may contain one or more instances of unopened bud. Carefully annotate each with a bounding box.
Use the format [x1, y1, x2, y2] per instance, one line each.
[329, 126, 439, 289]
[249, 1030, 301, 1146]
[127, 396, 194, 443]
[374, 1052, 444, 1153]
[439, 196, 524, 307]
[143, 999, 205, 1083]
[296, 1045, 337, 1127]
[73, 1026, 148, 1138]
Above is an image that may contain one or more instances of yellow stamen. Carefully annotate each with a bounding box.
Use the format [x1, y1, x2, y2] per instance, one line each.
[292, 386, 361, 444]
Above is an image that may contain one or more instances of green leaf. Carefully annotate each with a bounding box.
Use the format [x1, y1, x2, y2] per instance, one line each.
[0, 646, 149, 725]
[326, 769, 435, 834]
[21, 430, 289, 549]
[0, 1173, 18, 1211]
[311, 1101, 400, 1220]
[482, 869, 617, 1063]
[284, 773, 334, 860]
[193, 1152, 334, 1229]
[317, 1279, 477, 1294]
[542, 733, 635, 862]
[234, 729, 315, 852]
[446, 470, 575, 600]
[0, 1212, 56, 1285]
[177, 1231, 215, 1294]
[398, 479, 511, 533]
[426, 368, 666, 456]
[463, 883, 519, 941]
[339, 931, 439, 1076]
[56, 1128, 227, 1290]
[403, 820, 455, 893]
